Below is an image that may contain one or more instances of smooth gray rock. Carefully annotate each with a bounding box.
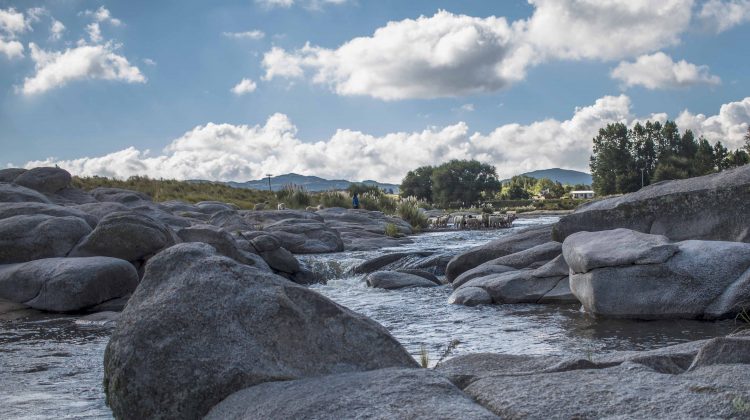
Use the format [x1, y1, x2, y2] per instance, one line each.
[73, 202, 131, 220]
[259, 246, 300, 274]
[249, 234, 280, 252]
[689, 336, 750, 370]
[568, 231, 750, 319]
[89, 187, 151, 206]
[464, 363, 750, 419]
[0, 215, 92, 263]
[44, 187, 98, 205]
[553, 164, 750, 242]
[457, 270, 565, 304]
[0, 202, 98, 228]
[0, 182, 52, 203]
[452, 241, 561, 288]
[537, 278, 578, 304]
[69, 212, 175, 262]
[195, 201, 237, 214]
[263, 218, 344, 254]
[131, 204, 192, 228]
[0, 257, 137, 312]
[447, 286, 492, 306]
[13, 167, 71, 194]
[317, 207, 414, 251]
[563, 228, 678, 273]
[205, 368, 498, 420]
[209, 209, 254, 231]
[241, 209, 324, 227]
[177, 225, 270, 270]
[103, 243, 417, 420]
[365, 271, 439, 289]
[395, 269, 441, 284]
[0, 168, 26, 182]
[445, 224, 553, 282]
[352, 251, 433, 274]
[159, 200, 200, 213]
[530, 254, 570, 278]
[435, 353, 563, 389]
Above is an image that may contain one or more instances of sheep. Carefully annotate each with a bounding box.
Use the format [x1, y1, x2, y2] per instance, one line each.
[305, 206, 317, 212]
[253, 203, 266, 211]
[466, 217, 482, 230]
[437, 215, 450, 228]
[317, 204, 325, 210]
[277, 203, 286, 210]
[452, 215, 464, 230]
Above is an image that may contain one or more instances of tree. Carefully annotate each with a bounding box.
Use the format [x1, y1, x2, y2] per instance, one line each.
[399, 166, 434, 201]
[713, 141, 729, 171]
[744, 127, 750, 154]
[726, 149, 750, 168]
[653, 156, 691, 182]
[347, 183, 381, 196]
[693, 137, 715, 176]
[677, 130, 698, 160]
[430, 160, 500, 207]
[590, 123, 637, 195]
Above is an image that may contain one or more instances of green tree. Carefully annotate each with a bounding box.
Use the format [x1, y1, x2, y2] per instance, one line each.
[693, 137, 716, 176]
[347, 182, 381, 196]
[653, 156, 691, 182]
[713, 141, 729, 171]
[726, 149, 750, 168]
[677, 130, 698, 160]
[430, 160, 500, 207]
[631, 122, 657, 186]
[399, 166, 434, 201]
[590, 123, 637, 195]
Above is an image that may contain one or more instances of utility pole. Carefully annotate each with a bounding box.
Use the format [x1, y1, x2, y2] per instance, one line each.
[266, 174, 273, 192]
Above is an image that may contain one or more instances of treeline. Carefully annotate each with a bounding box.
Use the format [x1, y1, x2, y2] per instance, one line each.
[500, 175, 590, 200]
[591, 122, 750, 195]
[399, 159, 501, 207]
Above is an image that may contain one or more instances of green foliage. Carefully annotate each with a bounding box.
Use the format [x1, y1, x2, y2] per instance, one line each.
[400, 166, 434, 201]
[72, 175, 276, 209]
[275, 184, 312, 209]
[590, 120, 749, 195]
[430, 159, 501, 207]
[397, 200, 428, 231]
[733, 396, 750, 413]
[435, 339, 461, 366]
[384, 222, 400, 237]
[318, 191, 350, 208]
[347, 182, 382, 196]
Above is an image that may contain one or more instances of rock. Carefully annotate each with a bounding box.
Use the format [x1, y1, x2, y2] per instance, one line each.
[209, 209, 254, 231]
[73, 202, 131, 220]
[0, 215, 92, 263]
[365, 271, 439, 289]
[130, 204, 192, 229]
[563, 229, 678, 273]
[250, 234, 281, 252]
[400, 251, 457, 276]
[205, 368, 498, 420]
[316, 207, 414, 251]
[159, 200, 199, 213]
[44, 187, 98, 205]
[566, 229, 750, 319]
[242, 209, 324, 227]
[452, 241, 561, 288]
[395, 269, 441, 284]
[88, 296, 131, 312]
[445, 224, 553, 282]
[530, 254, 569, 278]
[259, 246, 300, 274]
[177, 225, 269, 270]
[13, 167, 71, 194]
[537, 278, 578, 304]
[689, 336, 750, 370]
[89, 187, 151, 206]
[0, 182, 52, 204]
[352, 252, 433, 274]
[447, 287, 492, 306]
[103, 243, 417, 419]
[69, 212, 176, 262]
[195, 201, 237, 214]
[0, 257, 138, 312]
[263, 218, 344, 254]
[464, 362, 750, 419]
[0, 202, 98, 228]
[435, 353, 563, 389]
[553, 164, 750, 243]
[0, 168, 27, 182]
[456, 270, 565, 305]
[290, 267, 323, 285]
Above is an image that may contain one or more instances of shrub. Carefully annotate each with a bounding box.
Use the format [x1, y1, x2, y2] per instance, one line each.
[276, 185, 311, 209]
[360, 192, 398, 214]
[398, 201, 428, 231]
[318, 190, 350, 208]
[384, 222, 399, 237]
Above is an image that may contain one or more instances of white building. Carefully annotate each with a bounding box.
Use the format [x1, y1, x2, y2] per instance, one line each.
[570, 190, 595, 199]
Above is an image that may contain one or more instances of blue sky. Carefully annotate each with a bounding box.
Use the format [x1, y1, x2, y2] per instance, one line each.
[1, 0, 749, 183]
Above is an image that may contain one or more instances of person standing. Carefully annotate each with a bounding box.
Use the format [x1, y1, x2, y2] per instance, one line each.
[352, 193, 360, 209]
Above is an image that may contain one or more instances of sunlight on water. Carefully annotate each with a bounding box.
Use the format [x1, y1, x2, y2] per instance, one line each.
[0, 217, 738, 419]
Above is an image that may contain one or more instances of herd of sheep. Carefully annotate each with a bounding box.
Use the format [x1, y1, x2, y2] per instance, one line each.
[428, 213, 516, 230]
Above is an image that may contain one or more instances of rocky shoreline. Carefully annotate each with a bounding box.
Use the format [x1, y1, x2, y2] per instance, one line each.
[2, 166, 750, 418]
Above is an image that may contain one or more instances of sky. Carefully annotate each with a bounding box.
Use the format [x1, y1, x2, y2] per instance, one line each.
[1, 0, 750, 183]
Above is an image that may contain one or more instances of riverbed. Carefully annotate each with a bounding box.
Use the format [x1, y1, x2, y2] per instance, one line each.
[0, 217, 739, 419]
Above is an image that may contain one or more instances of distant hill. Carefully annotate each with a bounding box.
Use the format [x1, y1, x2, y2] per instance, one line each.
[224, 173, 400, 193]
[502, 168, 592, 186]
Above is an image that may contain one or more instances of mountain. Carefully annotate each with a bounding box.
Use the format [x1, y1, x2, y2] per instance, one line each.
[225, 173, 400, 193]
[503, 168, 592, 186]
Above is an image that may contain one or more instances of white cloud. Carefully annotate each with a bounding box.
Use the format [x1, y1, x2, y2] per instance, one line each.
[231, 78, 257, 95]
[83, 6, 122, 26]
[256, 0, 295, 9]
[0, 8, 29, 35]
[676, 97, 750, 149]
[223, 30, 265, 40]
[20, 42, 146, 95]
[698, 0, 750, 33]
[262, 11, 527, 100]
[460, 104, 475, 112]
[256, 0, 350, 9]
[50, 19, 65, 41]
[611, 52, 721, 89]
[261, 1, 700, 100]
[143, 58, 157, 66]
[86, 22, 102, 43]
[0, 38, 23, 59]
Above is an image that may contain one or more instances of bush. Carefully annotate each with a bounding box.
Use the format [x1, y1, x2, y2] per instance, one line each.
[275, 185, 311, 209]
[384, 222, 399, 237]
[359, 192, 398, 214]
[398, 201, 428, 231]
[318, 190, 350, 208]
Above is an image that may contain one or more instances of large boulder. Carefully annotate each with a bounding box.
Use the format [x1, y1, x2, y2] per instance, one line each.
[0, 168, 27, 182]
[0, 257, 137, 312]
[13, 167, 71, 194]
[69, 212, 176, 262]
[103, 243, 417, 419]
[553, 164, 750, 243]
[316, 207, 414, 251]
[452, 241, 561, 288]
[73, 202, 131, 220]
[565, 229, 750, 319]
[262, 218, 344, 254]
[0, 182, 52, 204]
[0, 215, 92, 263]
[44, 187, 98, 205]
[89, 187, 151, 206]
[177, 225, 270, 271]
[352, 251, 435, 274]
[0, 202, 98, 228]
[195, 201, 238, 214]
[445, 224, 553, 282]
[365, 271, 440, 289]
[205, 368, 498, 420]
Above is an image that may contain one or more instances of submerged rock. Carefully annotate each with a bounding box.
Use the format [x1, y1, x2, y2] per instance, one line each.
[103, 243, 417, 420]
[0, 257, 137, 312]
[205, 368, 498, 420]
[365, 271, 440, 289]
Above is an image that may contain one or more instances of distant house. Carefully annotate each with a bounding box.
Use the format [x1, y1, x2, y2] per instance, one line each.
[570, 190, 595, 199]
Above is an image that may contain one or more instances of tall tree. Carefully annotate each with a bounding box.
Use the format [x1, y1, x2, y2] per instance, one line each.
[590, 123, 637, 195]
[430, 160, 500, 207]
[713, 141, 729, 171]
[399, 166, 434, 201]
[693, 137, 716, 176]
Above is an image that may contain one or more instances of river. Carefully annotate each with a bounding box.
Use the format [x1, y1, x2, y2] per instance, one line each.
[0, 217, 738, 419]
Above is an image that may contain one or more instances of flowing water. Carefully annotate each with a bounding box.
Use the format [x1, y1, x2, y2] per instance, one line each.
[0, 217, 739, 419]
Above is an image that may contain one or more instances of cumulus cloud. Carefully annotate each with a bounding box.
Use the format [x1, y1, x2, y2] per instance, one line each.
[0, 38, 23, 59]
[676, 97, 750, 149]
[231, 78, 258, 95]
[256, 0, 350, 9]
[256, 0, 295, 9]
[223, 30, 265, 40]
[19, 42, 146, 95]
[698, 0, 750, 33]
[82, 6, 122, 26]
[611, 52, 721, 89]
[0, 7, 30, 58]
[50, 19, 65, 41]
[262, 11, 528, 100]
